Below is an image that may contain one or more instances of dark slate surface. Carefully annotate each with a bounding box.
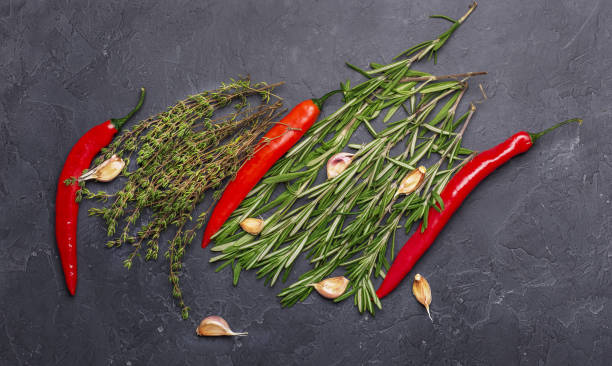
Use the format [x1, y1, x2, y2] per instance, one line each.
[1, 0, 611, 365]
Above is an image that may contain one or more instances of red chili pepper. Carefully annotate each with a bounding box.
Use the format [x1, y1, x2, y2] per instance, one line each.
[376, 118, 582, 299]
[55, 89, 145, 295]
[201, 91, 338, 248]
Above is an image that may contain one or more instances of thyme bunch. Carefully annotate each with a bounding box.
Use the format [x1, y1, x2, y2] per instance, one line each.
[82, 78, 284, 318]
[210, 4, 483, 313]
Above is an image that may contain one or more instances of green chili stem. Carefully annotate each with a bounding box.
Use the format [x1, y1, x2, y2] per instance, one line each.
[312, 89, 342, 109]
[529, 118, 582, 143]
[111, 88, 146, 130]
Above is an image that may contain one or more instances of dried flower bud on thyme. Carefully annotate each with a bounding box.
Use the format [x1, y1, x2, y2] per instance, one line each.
[82, 78, 284, 318]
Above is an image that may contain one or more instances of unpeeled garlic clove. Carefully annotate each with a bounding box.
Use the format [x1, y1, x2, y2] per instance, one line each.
[196, 316, 248, 337]
[307, 276, 349, 299]
[397, 166, 426, 195]
[79, 155, 125, 182]
[326, 152, 354, 179]
[240, 218, 264, 235]
[412, 273, 433, 321]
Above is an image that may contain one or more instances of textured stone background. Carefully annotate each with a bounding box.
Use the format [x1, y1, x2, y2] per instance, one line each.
[1, 0, 611, 365]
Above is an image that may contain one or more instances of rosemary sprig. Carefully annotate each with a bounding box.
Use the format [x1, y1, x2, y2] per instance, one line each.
[212, 4, 479, 242]
[82, 78, 284, 318]
[210, 5, 483, 313]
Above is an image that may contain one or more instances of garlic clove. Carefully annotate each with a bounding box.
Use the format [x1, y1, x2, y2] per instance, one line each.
[412, 273, 433, 321]
[79, 155, 125, 182]
[240, 218, 264, 235]
[326, 152, 354, 179]
[196, 316, 248, 337]
[397, 166, 426, 195]
[307, 276, 349, 299]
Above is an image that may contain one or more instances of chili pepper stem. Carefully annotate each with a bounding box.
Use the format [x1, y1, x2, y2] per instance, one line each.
[110, 88, 146, 130]
[312, 89, 342, 109]
[529, 118, 582, 143]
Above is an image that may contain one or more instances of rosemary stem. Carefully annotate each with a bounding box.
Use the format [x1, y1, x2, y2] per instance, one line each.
[400, 71, 487, 83]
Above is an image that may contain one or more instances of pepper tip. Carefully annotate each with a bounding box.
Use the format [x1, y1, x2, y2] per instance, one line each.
[67, 280, 76, 296]
[201, 237, 211, 248]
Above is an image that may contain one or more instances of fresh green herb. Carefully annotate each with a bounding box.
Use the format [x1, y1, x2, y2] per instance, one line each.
[210, 5, 483, 313]
[83, 78, 284, 318]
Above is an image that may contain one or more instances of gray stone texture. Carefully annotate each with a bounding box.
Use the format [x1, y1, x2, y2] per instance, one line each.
[1, 0, 611, 365]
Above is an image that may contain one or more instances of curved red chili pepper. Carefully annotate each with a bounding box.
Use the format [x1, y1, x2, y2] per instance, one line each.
[376, 118, 582, 299]
[201, 91, 338, 248]
[55, 89, 145, 295]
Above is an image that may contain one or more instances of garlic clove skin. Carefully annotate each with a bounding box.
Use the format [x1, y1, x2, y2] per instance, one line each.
[397, 166, 426, 195]
[240, 218, 264, 235]
[308, 276, 349, 299]
[326, 152, 354, 179]
[79, 155, 125, 182]
[196, 316, 248, 337]
[412, 273, 433, 321]
[95, 155, 126, 182]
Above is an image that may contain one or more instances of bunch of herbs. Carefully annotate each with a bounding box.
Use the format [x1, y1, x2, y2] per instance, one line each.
[210, 4, 484, 313]
[82, 78, 284, 318]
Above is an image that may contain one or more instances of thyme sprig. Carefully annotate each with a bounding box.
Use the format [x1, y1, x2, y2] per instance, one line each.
[210, 5, 483, 313]
[82, 78, 284, 318]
